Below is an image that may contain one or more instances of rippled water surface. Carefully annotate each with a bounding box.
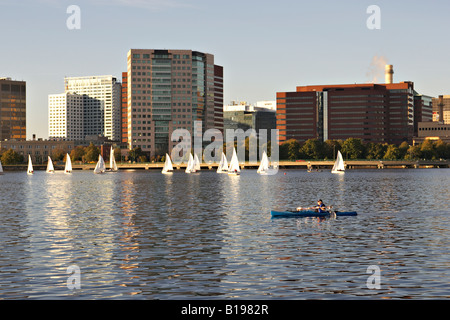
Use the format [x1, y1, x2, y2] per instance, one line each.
[0, 168, 449, 299]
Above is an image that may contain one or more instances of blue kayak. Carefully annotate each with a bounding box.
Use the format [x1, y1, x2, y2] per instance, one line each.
[271, 210, 357, 218]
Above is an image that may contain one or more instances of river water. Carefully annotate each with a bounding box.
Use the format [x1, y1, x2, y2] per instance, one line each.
[0, 168, 449, 299]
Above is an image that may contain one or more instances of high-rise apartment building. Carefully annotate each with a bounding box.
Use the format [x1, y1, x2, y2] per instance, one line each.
[48, 93, 84, 140]
[0, 77, 26, 141]
[49, 76, 122, 141]
[277, 81, 417, 145]
[126, 49, 223, 156]
[65, 76, 122, 141]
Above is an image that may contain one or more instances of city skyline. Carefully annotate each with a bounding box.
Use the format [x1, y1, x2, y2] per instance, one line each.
[1, 0, 450, 139]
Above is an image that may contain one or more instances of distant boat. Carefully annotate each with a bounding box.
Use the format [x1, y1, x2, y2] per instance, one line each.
[228, 148, 240, 176]
[194, 153, 201, 171]
[162, 153, 174, 174]
[185, 153, 196, 173]
[46, 156, 55, 173]
[93, 155, 106, 174]
[331, 150, 345, 174]
[27, 155, 34, 175]
[257, 151, 276, 175]
[0, 160, 3, 175]
[217, 152, 228, 173]
[64, 153, 72, 174]
[109, 146, 118, 172]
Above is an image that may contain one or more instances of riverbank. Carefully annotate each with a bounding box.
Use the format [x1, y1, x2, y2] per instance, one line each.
[2, 159, 449, 171]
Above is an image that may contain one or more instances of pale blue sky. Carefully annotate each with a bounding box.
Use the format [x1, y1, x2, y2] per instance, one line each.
[1, 0, 449, 139]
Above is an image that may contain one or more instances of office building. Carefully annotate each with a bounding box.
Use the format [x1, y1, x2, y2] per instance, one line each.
[48, 93, 84, 140]
[432, 95, 450, 124]
[223, 101, 276, 136]
[0, 77, 26, 141]
[126, 49, 223, 156]
[65, 76, 122, 141]
[277, 67, 419, 145]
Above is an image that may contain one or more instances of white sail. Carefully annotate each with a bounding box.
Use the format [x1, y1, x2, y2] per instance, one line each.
[109, 146, 118, 172]
[46, 156, 54, 173]
[194, 153, 201, 171]
[257, 151, 270, 174]
[228, 148, 240, 175]
[93, 155, 106, 174]
[162, 153, 174, 174]
[64, 153, 72, 173]
[217, 152, 228, 173]
[331, 150, 345, 174]
[185, 153, 196, 173]
[27, 155, 34, 175]
[0, 160, 3, 174]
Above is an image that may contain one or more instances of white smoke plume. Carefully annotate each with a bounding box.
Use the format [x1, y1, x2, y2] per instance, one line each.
[366, 55, 388, 83]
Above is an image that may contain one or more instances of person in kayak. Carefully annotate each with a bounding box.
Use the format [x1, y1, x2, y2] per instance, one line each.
[296, 199, 331, 212]
[315, 199, 327, 213]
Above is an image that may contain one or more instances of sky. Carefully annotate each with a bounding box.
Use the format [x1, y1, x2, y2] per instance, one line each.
[1, 0, 450, 139]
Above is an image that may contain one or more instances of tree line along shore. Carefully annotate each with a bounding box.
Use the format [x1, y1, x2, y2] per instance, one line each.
[1, 138, 449, 166]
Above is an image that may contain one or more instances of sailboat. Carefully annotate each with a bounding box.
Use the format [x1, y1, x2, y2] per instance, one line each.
[93, 155, 106, 174]
[0, 160, 3, 175]
[109, 146, 118, 172]
[228, 148, 240, 176]
[64, 153, 72, 174]
[217, 152, 228, 173]
[194, 153, 201, 172]
[331, 150, 345, 174]
[162, 153, 174, 174]
[257, 151, 276, 175]
[185, 153, 196, 173]
[46, 156, 55, 173]
[27, 155, 34, 175]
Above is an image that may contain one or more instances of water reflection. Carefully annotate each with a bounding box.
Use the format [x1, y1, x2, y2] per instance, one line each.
[0, 169, 449, 299]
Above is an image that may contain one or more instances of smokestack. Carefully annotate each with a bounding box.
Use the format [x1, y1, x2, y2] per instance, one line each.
[385, 65, 394, 84]
[438, 95, 444, 123]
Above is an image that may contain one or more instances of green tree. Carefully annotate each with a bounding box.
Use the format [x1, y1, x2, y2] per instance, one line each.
[405, 145, 421, 160]
[420, 139, 436, 160]
[324, 140, 342, 160]
[84, 143, 100, 162]
[398, 141, 410, 159]
[70, 146, 85, 162]
[280, 139, 301, 160]
[366, 142, 387, 160]
[128, 147, 145, 162]
[114, 147, 122, 162]
[434, 139, 450, 159]
[52, 148, 65, 161]
[383, 144, 400, 160]
[301, 139, 325, 159]
[341, 138, 365, 159]
[1, 149, 24, 165]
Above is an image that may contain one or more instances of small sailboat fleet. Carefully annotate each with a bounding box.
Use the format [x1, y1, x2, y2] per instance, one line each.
[65, 153, 72, 174]
[108, 146, 118, 172]
[93, 155, 106, 174]
[217, 152, 228, 173]
[27, 155, 34, 175]
[331, 150, 345, 174]
[162, 153, 173, 174]
[46, 156, 55, 173]
[185, 153, 197, 173]
[228, 148, 240, 176]
[257, 151, 277, 175]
